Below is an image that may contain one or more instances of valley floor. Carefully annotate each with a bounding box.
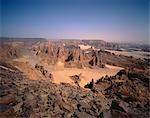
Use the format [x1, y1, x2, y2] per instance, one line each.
[51, 64, 122, 87]
[14, 54, 122, 87]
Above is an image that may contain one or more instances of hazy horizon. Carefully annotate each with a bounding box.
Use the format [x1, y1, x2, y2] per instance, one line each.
[1, 0, 149, 44]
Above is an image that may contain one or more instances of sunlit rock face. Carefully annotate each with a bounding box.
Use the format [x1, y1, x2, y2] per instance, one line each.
[33, 42, 105, 68]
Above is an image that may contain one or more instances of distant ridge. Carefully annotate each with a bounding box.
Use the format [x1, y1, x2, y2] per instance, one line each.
[0, 37, 47, 42]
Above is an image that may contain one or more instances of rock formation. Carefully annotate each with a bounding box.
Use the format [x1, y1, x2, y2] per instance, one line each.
[70, 74, 82, 87]
[1, 39, 149, 118]
[33, 42, 105, 69]
[85, 69, 150, 117]
[35, 64, 53, 81]
[0, 59, 149, 118]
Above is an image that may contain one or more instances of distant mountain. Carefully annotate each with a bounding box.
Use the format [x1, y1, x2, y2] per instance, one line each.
[0, 37, 47, 42]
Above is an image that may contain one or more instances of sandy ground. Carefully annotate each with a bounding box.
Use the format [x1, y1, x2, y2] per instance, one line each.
[50, 64, 122, 87]
[79, 44, 92, 50]
[14, 54, 123, 88]
[43, 61, 123, 87]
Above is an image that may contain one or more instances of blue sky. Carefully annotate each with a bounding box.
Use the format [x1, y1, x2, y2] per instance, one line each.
[1, 0, 149, 44]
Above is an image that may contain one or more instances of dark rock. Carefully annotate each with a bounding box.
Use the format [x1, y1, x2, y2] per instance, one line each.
[110, 100, 126, 112]
[72, 110, 97, 118]
[20, 104, 33, 118]
[99, 109, 111, 118]
[70, 74, 81, 86]
[0, 104, 16, 118]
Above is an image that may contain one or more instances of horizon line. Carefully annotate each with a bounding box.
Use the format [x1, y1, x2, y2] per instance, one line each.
[0, 37, 149, 45]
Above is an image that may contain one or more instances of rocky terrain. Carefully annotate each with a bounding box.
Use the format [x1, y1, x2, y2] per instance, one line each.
[0, 42, 21, 59]
[0, 61, 112, 118]
[98, 50, 149, 77]
[33, 41, 105, 68]
[0, 38, 149, 118]
[32, 40, 149, 76]
[0, 60, 149, 118]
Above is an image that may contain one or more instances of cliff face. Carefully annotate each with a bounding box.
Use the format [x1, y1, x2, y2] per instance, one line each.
[33, 42, 105, 68]
[32, 41, 149, 72]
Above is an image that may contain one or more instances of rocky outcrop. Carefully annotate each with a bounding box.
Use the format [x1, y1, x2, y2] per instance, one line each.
[1, 61, 149, 118]
[33, 41, 149, 77]
[35, 64, 53, 81]
[88, 50, 105, 68]
[0, 61, 107, 117]
[85, 69, 150, 117]
[33, 42, 105, 69]
[98, 49, 149, 77]
[70, 74, 82, 87]
[64, 48, 85, 68]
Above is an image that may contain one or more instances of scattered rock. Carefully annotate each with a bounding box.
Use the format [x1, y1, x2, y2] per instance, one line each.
[70, 74, 81, 86]
[0, 61, 149, 118]
[35, 64, 53, 81]
[0, 104, 16, 118]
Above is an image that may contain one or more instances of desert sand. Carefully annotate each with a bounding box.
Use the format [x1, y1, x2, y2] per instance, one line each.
[79, 44, 92, 50]
[51, 64, 123, 87]
[14, 56, 123, 87]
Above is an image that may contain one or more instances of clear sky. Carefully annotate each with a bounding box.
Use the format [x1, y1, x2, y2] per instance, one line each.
[1, 0, 149, 44]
